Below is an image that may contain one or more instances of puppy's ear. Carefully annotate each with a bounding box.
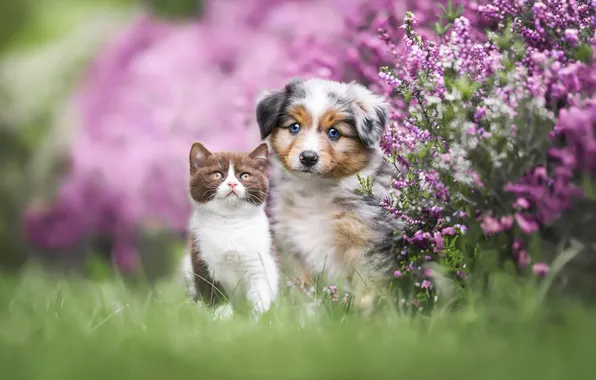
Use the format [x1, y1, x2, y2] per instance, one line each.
[189, 142, 212, 174]
[256, 89, 285, 140]
[248, 143, 269, 171]
[349, 82, 388, 148]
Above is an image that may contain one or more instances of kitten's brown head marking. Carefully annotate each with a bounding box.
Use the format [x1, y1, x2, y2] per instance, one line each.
[189, 142, 269, 207]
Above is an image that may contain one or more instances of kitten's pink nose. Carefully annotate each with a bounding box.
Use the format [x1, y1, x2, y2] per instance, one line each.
[228, 182, 238, 188]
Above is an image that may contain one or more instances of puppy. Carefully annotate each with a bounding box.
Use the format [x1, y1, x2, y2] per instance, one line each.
[256, 78, 406, 312]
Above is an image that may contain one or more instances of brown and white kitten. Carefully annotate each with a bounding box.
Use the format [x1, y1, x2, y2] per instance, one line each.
[181, 142, 279, 319]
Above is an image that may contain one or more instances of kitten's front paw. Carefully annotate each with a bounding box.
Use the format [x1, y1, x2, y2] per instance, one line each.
[212, 304, 234, 321]
[247, 281, 276, 316]
[251, 297, 271, 316]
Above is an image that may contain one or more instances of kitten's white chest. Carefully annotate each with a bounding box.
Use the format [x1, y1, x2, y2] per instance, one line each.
[190, 211, 272, 285]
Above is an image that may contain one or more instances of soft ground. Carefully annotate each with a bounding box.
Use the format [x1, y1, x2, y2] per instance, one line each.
[0, 265, 594, 380]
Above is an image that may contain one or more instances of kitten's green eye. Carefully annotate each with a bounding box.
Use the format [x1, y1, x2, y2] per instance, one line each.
[212, 172, 224, 179]
[240, 173, 251, 180]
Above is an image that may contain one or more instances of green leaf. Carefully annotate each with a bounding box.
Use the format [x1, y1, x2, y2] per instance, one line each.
[453, 77, 480, 101]
[356, 174, 375, 196]
[147, 0, 204, 19]
[573, 43, 593, 64]
[403, 88, 413, 103]
[434, 21, 448, 37]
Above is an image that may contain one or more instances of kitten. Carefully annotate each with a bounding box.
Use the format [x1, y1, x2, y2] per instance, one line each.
[181, 141, 280, 318]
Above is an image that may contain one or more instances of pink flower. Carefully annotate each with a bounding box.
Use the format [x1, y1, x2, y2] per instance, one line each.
[466, 125, 479, 134]
[468, 170, 485, 187]
[433, 232, 445, 250]
[441, 227, 456, 235]
[513, 239, 531, 267]
[513, 198, 530, 210]
[480, 215, 504, 235]
[112, 240, 139, 274]
[499, 216, 514, 229]
[533, 263, 549, 277]
[514, 213, 539, 234]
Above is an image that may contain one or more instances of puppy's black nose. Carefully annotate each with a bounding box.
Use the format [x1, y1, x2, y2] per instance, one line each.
[299, 150, 319, 167]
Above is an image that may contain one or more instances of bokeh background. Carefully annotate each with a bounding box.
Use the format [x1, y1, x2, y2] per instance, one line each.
[0, 0, 436, 280]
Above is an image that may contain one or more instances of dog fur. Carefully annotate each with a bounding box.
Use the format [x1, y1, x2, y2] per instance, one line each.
[256, 78, 406, 311]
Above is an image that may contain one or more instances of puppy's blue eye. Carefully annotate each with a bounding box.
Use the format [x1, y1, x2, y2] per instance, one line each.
[327, 127, 340, 140]
[289, 123, 301, 135]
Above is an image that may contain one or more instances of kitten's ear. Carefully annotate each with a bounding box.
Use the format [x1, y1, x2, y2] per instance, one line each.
[248, 143, 269, 169]
[189, 142, 212, 173]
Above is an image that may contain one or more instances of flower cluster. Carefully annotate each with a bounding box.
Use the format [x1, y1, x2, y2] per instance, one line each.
[374, 9, 491, 303]
[371, 0, 596, 303]
[477, 1, 596, 241]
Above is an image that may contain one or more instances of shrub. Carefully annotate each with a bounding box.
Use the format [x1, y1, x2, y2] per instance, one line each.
[367, 0, 596, 307]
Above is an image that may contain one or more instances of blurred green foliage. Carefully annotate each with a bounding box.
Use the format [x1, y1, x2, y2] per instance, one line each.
[149, 0, 204, 19]
[0, 0, 32, 270]
[0, 0, 125, 270]
[0, 0, 203, 52]
[0, 0, 205, 272]
[0, 0, 29, 52]
[0, 123, 29, 270]
[0, 267, 595, 379]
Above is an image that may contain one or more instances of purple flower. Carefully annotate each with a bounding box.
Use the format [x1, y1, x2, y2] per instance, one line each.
[564, 29, 579, 46]
[474, 106, 486, 122]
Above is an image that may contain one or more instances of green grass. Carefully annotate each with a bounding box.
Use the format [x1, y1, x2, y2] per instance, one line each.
[0, 266, 595, 380]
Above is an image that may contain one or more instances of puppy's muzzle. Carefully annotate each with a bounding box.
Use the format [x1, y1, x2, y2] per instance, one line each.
[299, 150, 319, 167]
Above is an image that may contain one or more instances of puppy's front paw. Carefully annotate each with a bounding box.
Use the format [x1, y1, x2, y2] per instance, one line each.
[353, 291, 377, 318]
[247, 280, 277, 317]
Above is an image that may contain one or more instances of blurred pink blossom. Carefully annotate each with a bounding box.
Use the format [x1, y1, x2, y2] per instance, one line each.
[532, 263, 550, 277]
[23, 0, 450, 270]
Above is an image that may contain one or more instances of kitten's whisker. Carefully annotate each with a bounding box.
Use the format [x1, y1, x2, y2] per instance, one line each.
[244, 193, 261, 206]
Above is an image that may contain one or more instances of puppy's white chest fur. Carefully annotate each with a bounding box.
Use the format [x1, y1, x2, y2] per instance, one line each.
[270, 172, 345, 280]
